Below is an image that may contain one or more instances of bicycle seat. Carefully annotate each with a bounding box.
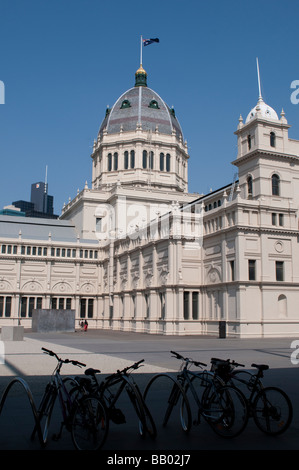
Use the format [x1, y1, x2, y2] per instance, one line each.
[85, 368, 101, 376]
[211, 357, 229, 364]
[251, 364, 269, 371]
[74, 376, 91, 388]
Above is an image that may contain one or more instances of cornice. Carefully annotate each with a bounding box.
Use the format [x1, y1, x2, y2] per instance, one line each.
[232, 149, 299, 166]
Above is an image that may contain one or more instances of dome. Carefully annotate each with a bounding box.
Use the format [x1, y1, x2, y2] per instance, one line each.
[98, 67, 183, 140]
[245, 97, 278, 123]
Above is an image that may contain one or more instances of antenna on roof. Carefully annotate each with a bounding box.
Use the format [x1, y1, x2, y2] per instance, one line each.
[44, 165, 48, 213]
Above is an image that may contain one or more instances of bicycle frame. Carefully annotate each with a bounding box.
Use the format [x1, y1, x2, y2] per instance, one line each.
[176, 361, 223, 421]
[32, 348, 86, 443]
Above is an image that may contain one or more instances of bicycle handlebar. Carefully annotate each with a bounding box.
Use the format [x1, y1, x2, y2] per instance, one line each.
[41, 347, 86, 368]
[210, 357, 245, 368]
[170, 351, 207, 368]
[117, 359, 144, 375]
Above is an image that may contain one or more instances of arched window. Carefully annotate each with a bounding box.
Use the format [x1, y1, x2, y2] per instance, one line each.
[272, 174, 280, 196]
[160, 152, 164, 171]
[113, 152, 118, 171]
[120, 99, 131, 109]
[108, 153, 112, 171]
[270, 132, 276, 147]
[247, 135, 251, 150]
[148, 99, 159, 109]
[130, 150, 135, 169]
[143, 150, 148, 169]
[124, 151, 129, 169]
[149, 151, 154, 169]
[166, 153, 171, 172]
[247, 176, 253, 199]
[278, 294, 287, 317]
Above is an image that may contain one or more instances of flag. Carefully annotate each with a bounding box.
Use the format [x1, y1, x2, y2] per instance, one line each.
[143, 38, 160, 47]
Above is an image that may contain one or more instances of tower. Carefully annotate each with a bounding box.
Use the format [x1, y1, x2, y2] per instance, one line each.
[233, 59, 291, 202]
[61, 66, 197, 239]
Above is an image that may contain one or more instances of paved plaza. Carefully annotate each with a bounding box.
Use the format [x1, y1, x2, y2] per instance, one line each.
[0, 329, 298, 454]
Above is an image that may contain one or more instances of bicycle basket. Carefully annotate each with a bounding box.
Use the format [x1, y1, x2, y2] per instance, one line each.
[211, 360, 232, 382]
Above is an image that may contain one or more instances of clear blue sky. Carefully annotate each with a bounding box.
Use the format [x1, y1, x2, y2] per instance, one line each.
[1, 0, 299, 214]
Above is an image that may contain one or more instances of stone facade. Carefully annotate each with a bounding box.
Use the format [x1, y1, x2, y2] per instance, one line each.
[1, 66, 299, 337]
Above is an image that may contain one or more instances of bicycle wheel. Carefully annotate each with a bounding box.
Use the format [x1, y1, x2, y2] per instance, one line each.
[138, 399, 157, 439]
[252, 386, 293, 435]
[186, 374, 248, 438]
[71, 395, 109, 450]
[205, 385, 248, 438]
[143, 373, 192, 434]
[31, 383, 57, 446]
[124, 382, 156, 439]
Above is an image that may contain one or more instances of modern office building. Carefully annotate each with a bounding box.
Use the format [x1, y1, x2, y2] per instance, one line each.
[11, 180, 58, 219]
[0, 63, 298, 338]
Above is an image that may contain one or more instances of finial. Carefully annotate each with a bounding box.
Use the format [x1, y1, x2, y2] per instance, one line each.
[256, 57, 263, 102]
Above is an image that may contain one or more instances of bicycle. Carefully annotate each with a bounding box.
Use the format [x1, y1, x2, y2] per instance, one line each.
[79, 358, 157, 440]
[144, 351, 248, 438]
[209, 357, 293, 436]
[31, 347, 109, 450]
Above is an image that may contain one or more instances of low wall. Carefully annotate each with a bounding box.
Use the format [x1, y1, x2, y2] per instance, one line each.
[31, 309, 75, 333]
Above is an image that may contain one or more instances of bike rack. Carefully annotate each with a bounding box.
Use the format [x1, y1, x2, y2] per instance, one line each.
[0, 377, 44, 447]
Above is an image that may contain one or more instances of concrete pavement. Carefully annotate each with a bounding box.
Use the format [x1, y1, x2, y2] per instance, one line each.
[0, 329, 298, 453]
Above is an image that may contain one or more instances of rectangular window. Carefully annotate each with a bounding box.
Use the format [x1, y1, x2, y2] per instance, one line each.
[88, 299, 94, 318]
[80, 298, 86, 318]
[21, 297, 27, 317]
[0, 297, 3, 317]
[96, 217, 102, 232]
[66, 298, 72, 310]
[248, 260, 256, 281]
[29, 297, 35, 317]
[36, 297, 42, 309]
[279, 214, 284, 226]
[159, 293, 165, 319]
[43, 247, 47, 256]
[272, 213, 277, 225]
[183, 291, 189, 320]
[192, 292, 199, 320]
[230, 260, 235, 281]
[276, 261, 284, 281]
[52, 297, 57, 309]
[59, 298, 64, 309]
[145, 293, 150, 318]
[5, 297, 11, 317]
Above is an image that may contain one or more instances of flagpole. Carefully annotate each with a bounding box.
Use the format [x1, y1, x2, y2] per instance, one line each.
[140, 35, 143, 66]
